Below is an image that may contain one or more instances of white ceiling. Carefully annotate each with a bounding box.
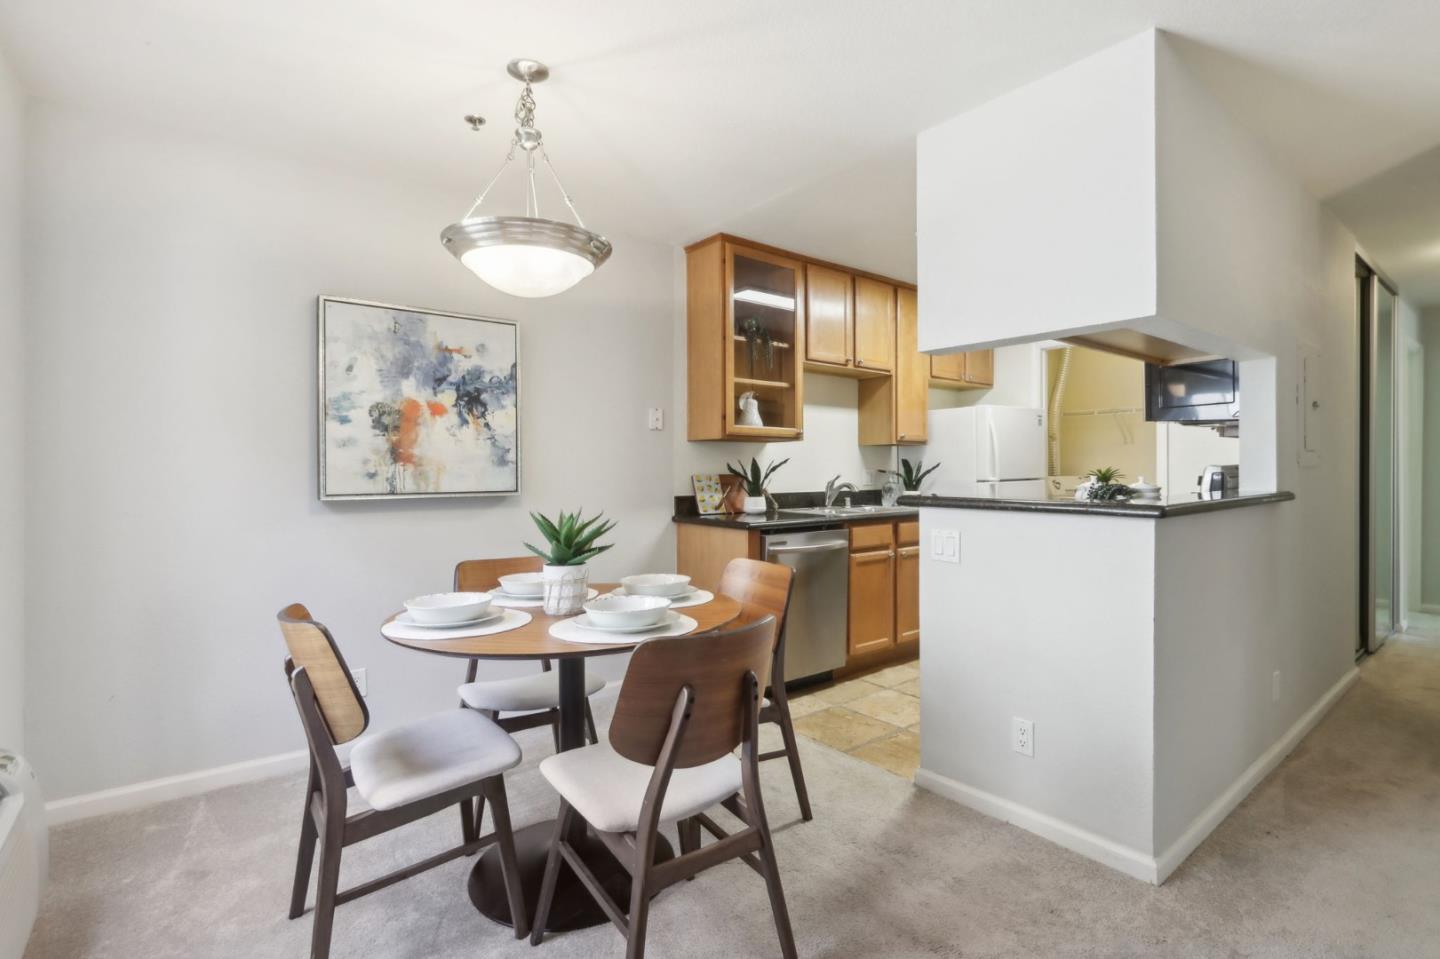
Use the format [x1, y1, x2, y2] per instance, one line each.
[4, 0, 1440, 284]
[1328, 145, 1440, 306]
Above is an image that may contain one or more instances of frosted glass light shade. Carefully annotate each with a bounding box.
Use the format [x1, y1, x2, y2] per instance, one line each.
[441, 216, 612, 299]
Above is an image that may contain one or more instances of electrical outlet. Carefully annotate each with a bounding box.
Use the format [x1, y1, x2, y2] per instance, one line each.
[354, 667, 368, 697]
[647, 408, 664, 430]
[1012, 717, 1034, 757]
[1272, 670, 1281, 703]
[930, 529, 960, 564]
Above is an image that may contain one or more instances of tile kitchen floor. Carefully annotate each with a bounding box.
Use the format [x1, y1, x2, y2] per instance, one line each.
[787, 660, 920, 779]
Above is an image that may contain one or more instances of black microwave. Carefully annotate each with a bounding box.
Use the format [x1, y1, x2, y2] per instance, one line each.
[1144, 359, 1239, 424]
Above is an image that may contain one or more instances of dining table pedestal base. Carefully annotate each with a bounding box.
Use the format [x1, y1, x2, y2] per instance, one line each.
[468, 819, 675, 931]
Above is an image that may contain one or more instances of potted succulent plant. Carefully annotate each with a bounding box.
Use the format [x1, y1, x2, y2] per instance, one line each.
[1078, 466, 1135, 502]
[524, 509, 616, 615]
[879, 458, 941, 505]
[725, 457, 789, 514]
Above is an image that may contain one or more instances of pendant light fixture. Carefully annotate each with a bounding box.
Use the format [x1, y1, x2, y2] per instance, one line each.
[441, 59, 612, 298]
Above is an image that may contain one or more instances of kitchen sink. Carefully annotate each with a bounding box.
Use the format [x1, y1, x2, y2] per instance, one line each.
[779, 505, 917, 519]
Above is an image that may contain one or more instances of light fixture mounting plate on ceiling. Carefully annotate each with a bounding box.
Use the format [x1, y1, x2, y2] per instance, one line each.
[506, 59, 550, 83]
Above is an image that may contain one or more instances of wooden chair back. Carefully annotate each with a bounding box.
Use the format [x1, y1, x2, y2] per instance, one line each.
[277, 603, 369, 745]
[717, 558, 795, 683]
[609, 616, 775, 769]
[454, 556, 543, 592]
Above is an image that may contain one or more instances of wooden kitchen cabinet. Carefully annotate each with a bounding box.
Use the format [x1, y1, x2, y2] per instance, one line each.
[895, 520, 920, 650]
[677, 516, 918, 679]
[685, 236, 806, 441]
[858, 287, 927, 445]
[803, 263, 854, 371]
[852, 276, 896, 373]
[930, 349, 995, 389]
[848, 546, 896, 660]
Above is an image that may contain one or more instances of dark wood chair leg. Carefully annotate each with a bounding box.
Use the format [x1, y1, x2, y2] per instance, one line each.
[483, 778, 529, 940]
[677, 817, 700, 880]
[584, 701, 599, 745]
[549, 712, 561, 753]
[289, 797, 318, 919]
[310, 818, 344, 959]
[625, 866, 651, 959]
[677, 817, 699, 855]
[530, 802, 574, 946]
[774, 705, 813, 821]
[459, 798, 477, 846]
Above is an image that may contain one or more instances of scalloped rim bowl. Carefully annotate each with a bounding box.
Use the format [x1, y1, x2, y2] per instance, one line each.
[403, 591, 494, 625]
[582, 594, 671, 628]
[620, 573, 692, 597]
[497, 572, 545, 597]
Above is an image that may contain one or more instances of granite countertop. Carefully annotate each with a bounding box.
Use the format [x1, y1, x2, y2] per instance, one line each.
[672, 490, 918, 531]
[898, 490, 1295, 519]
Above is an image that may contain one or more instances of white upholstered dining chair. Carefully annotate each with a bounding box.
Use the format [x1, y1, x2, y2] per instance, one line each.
[453, 557, 605, 745]
[277, 603, 528, 959]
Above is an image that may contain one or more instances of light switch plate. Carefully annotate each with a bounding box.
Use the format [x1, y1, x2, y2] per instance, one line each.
[647, 408, 664, 430]
[930, 529, 960, 564]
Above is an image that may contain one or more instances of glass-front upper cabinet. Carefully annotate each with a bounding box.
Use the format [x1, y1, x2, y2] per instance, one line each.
[727, 245, 804, 437]
[684, 236, 805, 441]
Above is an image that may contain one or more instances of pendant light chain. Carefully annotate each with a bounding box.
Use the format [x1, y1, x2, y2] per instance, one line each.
[457, 72, 596, 228]
[440, 59, 612, 298]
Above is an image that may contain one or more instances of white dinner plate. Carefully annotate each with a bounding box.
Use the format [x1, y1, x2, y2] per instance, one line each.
[393, 609, 504, 630]
[607, 581, 714, 604]
[571, 610, 682, 634]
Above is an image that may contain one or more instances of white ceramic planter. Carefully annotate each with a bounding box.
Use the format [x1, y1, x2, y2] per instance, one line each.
[542, 564, 591, 616]
[742, 495, 767, 514]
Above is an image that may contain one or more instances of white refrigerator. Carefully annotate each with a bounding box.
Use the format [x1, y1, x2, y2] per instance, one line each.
[925, 406, 1047, 499]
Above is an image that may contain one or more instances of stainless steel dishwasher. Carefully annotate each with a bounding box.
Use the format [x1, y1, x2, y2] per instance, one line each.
[761, 528, 850, 683]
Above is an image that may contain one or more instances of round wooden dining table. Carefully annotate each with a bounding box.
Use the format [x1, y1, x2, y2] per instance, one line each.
[381, 584, 741, 932]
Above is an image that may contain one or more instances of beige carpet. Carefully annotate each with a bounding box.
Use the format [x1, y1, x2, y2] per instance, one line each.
[26, 633, 1440, 958]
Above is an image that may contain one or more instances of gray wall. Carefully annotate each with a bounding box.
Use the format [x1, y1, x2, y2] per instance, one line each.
[0, 47, 22, 752]
[1423, 310, 1440, 609]
[22, 102, 679, 799]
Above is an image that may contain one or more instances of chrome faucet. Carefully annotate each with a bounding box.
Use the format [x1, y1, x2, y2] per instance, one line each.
[825, 475, 858, 508]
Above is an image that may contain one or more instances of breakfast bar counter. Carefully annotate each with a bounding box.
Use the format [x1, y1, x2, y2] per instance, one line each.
[898, 490, 1293, 518]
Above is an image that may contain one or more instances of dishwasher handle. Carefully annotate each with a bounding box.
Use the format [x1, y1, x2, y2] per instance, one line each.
[765, 541, 850, 555]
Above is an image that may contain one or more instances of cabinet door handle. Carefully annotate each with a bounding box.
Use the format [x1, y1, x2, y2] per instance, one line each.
[897, 546, 919, 557]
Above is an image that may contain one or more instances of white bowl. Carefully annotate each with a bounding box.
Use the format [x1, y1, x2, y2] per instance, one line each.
[403, 592, 493, 625]
[497, 572, 544, 597]
[620, 573, 692, 598]
[582, 594, 671, 629]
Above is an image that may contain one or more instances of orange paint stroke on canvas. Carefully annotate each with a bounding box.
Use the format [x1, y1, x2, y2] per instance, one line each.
[426, 401, 447, 417]
[393, 397, 423, 466]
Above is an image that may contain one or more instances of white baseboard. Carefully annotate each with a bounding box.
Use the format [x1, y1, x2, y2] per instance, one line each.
[45, 749, 311, 827]
[915, 665, 1361, 886]
[1151, 665, 1359, 883]
[43, 682, 620, 827]
[913, 768, 1160, 883]
[1419, 603, 1440, 615]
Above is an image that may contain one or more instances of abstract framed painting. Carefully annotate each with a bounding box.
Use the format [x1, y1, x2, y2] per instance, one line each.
[317, 296, 520, 500]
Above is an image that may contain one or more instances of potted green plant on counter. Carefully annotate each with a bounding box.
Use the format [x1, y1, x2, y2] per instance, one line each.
[525, 509, 616, 615]
[879, 458, 941, 504]
[1079, 466, 1134, 502]
[726, 457, 789, 514]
